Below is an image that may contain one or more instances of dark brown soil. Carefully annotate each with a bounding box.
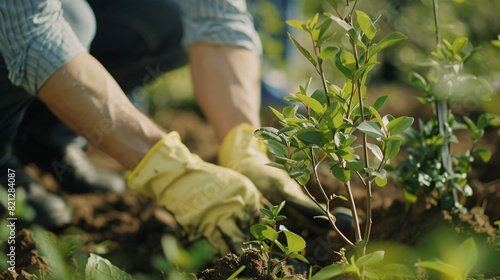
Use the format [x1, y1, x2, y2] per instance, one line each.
[1, 229, 53, 280]
[198, 250, 275, 280]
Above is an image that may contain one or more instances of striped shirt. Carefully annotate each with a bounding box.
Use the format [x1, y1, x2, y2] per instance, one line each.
[0, 0, 262, 96]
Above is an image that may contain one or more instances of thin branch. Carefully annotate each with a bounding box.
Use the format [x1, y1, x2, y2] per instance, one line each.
[293, 177, 355, 247]
[432, 0, 441, 45]
[344, 180, 362, 242]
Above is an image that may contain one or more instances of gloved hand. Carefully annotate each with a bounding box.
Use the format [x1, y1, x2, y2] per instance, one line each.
[127, 132, 261, 255]
[219, 124, 322, 217]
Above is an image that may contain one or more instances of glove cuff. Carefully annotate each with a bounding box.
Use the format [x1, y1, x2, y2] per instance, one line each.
[218, 123, 267, 169]
[127, 132, 181, 187]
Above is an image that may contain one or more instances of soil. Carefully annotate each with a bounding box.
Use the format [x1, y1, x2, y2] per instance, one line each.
[1, 107, 499, 279]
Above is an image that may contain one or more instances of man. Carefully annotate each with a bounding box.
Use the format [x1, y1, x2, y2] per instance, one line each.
[0, 0, 319, 254]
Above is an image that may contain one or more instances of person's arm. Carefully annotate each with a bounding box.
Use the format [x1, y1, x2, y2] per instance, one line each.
[0, 1, 164, 169]
[178, 0, 263, 141]
[37, 52, 165, 170]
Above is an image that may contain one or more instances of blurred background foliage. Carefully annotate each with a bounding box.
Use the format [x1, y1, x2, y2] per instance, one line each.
[251, 0, 500, 114]
[148, 0, 499, 119]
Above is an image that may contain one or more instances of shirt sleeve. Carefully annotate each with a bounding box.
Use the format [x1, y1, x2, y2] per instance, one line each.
[178, 0, 262, 57]
[0, 0, 86, 95]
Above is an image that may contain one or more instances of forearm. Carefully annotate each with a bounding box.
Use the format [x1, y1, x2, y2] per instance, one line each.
[188, 43, 261, 141]
[37, 52, 165, 170]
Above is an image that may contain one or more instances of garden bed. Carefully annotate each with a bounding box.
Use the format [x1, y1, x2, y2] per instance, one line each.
[2, 108, 499, 279]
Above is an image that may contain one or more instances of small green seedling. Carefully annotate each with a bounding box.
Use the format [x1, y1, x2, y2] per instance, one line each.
[255, 2, 412, 277]
[395, 0, 498, 214]
[248, 201, 310, 276]
[416, 237, 478, 280]
[312, 250, 413, 280]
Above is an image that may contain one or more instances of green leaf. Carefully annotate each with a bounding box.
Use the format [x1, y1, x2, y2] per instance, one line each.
[312, 264, 345, 280]
[315, 19, 333, 43]
[278, 126, 297, 135]
[250, 224, 278, 242]
[493, 40, 500, 48]
[262, 227, 279, 242]
[296, 93, 325, 116]
[358, 121, 385, 138]
[326, 0, 338, 10]
[310, 13, 319, 30]
[346, 161, 365, 172]
[367, 143, 383, 161]
[340, 50, 356, 67]
[288, 33, 317, 67]
[290, 252, 310, 264]
[369, 32, 407, 58]
[286, 20, 307, 31]
[263, 140, 287, 158]
[384, 140, 401, 160]
[335, 49, 353, 79]
[318, 46, 340, 60]
[415, 94, 433, 104]
[269, 106, 284, 120]
[417, 259, 461, 280]
[452, 37, 468, 54]
[86, 253, 134, 280]
[409, 72, 427, 91]
[472, 145, 492, 162]
[463, 116, 478, 131]
[266, 162, 286, 170]
[284, 230, 306, 253]
[353, 62, 379, 82]
[311, 89, 327, 105]
[283, 105, 298, 119]
[272, 201, 286, 216]
[356, 11, 376, 40]
[297, 131, 322, 145]
[477, 113, 495, 129]
[371, 169, 387, 180]
[375, 176, 387, 187]
[254, 127, 285, 144]
[274, 240, 286, 253]
[373, 95, 389, 110]
[331, 165, 351, 183]
[387, 116, 414, 136]
[369, 106, 384, 128]
[260, 209, 274, 219]
[454, 237, 478, 278]
[382, 135, 404, 141]
[326, 13, 352, 31]
[344, 263, 361, 276]
[320, 101, 344, 131]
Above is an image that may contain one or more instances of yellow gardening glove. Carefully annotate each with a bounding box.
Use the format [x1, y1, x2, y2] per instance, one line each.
[219, 124, 321, 217]
[128, 132, 261, 255]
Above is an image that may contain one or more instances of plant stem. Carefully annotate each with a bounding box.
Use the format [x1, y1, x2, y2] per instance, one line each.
[432, 0, 441, 45]
[267, 243, 274, 274]
[353, 41, 372, 255]
[310, 149, 355, 245]
[294, 177, 355, 247]
[432, 0, 458, 204]
[318, 63, 331, 107]
[344, 180, 362, 242]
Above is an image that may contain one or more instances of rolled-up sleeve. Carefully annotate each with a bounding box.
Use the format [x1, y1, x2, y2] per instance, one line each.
[0, 0, 86, 95]
[179, 0, 262, 56]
